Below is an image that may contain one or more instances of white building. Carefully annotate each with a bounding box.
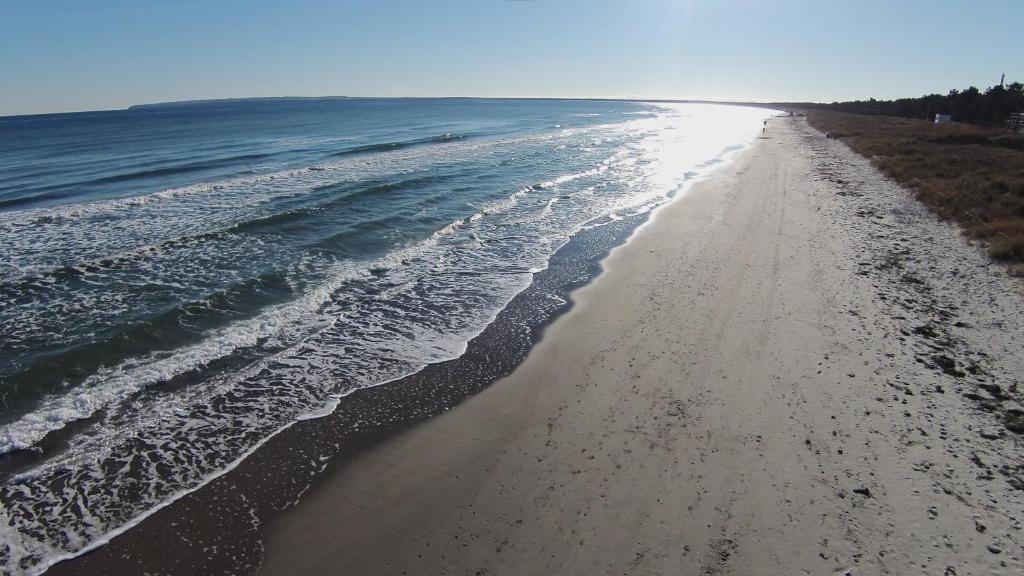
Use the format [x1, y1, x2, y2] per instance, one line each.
[1008, 113, 1024, 133]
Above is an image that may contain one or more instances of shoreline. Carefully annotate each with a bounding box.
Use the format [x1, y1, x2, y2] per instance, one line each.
[46, 116, 1024, 575]
[40, 116, 762, 576]
[34, 203, 641, 576]
[255, 117, 1024, 575]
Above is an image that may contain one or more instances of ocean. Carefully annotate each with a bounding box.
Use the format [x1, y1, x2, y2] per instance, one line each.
[0, 98, 771, 573]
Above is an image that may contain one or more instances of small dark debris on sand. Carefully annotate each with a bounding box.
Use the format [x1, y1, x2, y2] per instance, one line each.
[1002, 409, 1024, 434]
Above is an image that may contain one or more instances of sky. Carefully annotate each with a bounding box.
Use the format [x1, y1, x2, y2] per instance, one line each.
[2, 0, 1022, 116]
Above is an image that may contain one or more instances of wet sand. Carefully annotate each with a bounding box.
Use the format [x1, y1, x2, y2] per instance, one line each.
[254, 117, 1024, 575]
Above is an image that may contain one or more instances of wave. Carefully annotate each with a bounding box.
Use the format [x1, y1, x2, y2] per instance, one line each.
[0, 171, 541, 456]
[329, 133, 472, 157]
[536, 166, 606, 189]
[0, 230, 233, 299]
[231, 174, 458, 234]
[0, 172, 455, 293]
[0, 153, 275, 211]
[86, 153, 274, 185]
[0, 271, 299, 455]
[0, 167, 317, 231]
[0, 133, 493, 244]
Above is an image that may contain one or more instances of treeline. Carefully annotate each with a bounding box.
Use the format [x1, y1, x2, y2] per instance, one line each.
[792, 82, 1024, 128]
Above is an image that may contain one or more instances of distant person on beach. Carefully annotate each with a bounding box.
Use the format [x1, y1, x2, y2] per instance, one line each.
[762, 119, 767, 134]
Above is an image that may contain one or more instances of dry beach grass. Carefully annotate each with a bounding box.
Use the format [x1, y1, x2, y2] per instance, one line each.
[806, 111, 1024, 264]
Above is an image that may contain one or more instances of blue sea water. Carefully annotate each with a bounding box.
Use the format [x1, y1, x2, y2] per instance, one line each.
[0, 98, 771, 573]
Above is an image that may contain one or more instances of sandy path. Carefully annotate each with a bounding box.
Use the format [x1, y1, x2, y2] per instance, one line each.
[257, 117, 1024, 576]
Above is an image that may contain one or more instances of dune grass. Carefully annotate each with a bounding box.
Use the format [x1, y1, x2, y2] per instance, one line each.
[805, 111, 1024, 265]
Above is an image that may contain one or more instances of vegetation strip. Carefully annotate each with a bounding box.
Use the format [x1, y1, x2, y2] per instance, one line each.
[804, 111, 1024, 266]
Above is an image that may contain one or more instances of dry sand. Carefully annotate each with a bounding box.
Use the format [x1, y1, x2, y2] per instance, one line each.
[255, 117, 1024, 575]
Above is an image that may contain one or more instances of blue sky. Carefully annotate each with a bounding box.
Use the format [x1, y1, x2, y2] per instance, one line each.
[2, 0, 1022, 116]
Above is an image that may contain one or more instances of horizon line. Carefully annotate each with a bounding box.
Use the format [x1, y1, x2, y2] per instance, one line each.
[0, 95, 810, 120]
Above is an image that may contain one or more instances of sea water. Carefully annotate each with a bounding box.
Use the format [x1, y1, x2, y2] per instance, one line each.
[0, 98, 772, 573]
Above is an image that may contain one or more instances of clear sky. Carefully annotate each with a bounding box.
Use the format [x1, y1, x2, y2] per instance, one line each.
[2, 0, 1022, 116]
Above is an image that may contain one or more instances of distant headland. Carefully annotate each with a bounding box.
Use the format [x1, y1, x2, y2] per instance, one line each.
[127, 96, 359, 111]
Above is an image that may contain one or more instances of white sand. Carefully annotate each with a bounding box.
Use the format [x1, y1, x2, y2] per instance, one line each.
[258, 117, 1024, 575]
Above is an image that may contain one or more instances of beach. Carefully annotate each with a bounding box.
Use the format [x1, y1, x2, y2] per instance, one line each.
[48, 116, 1024, 575]
[6, 100, 776, 574]
[255, 117, 1024, 575]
